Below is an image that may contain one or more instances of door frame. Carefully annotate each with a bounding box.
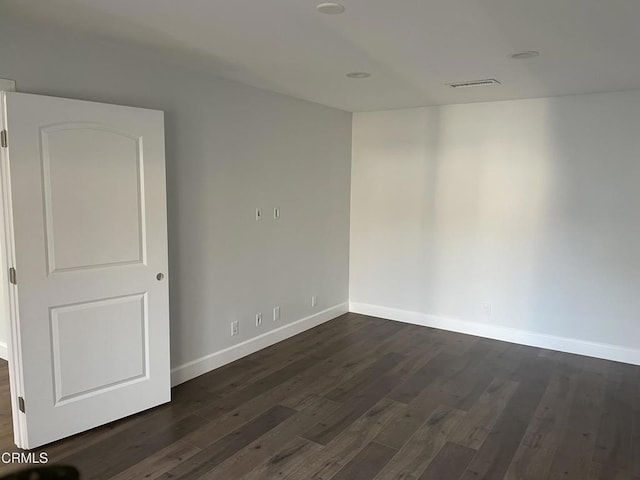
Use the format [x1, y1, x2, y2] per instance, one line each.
[0, 82, 16, 362]
[1, 91, 28, 448]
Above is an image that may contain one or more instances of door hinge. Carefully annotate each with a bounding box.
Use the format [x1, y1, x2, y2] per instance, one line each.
[18, 396, 25, 413]
[8, 267, 16, 285]
[0, 129, 7, 148]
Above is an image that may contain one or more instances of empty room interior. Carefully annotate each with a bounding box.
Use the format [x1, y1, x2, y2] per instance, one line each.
[0, 1, 639, 479]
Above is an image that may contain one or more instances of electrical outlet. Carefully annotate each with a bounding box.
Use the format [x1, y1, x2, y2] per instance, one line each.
[311, 295, 317, 308]
[255, 313, 263, 327]
[273, 207, 280, 220]
[231, 321, 239, 336]
[273, 306, 280, 321]
[255, 208, 263, 221]
[480, 302, 492, 316]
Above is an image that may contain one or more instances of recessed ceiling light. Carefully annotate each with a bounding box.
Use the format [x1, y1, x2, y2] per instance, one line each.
[510, 51, 540, 60]
[346, 72, 371, 79]
[316, 3, 345, 14]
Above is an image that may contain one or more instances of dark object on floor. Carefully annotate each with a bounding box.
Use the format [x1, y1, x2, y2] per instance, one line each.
[0, 466, 79, 480]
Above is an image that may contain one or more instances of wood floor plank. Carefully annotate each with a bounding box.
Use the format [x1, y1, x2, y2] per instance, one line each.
[63, 413, 207, 479]
[416, 441, 476, 480]
[373, 384, 447, 450]
[202, 396, 340, 479]
[0, 362, 15, 454]
[546, 369, 607, 480]
[193, 354, 325, 421]
[593, 363, 635, 470]
[279, 322, 417, 409]
[382, 323, 446, 359]
[386, 337, 498, 407]
[302, 372, 404, 445]
[302, 345, 440, 447]
[460, 356, 553, 480]
[330, 441, 397, 480]
[110, 440, 201, 480]
[181, 399, 284, 450]
[429, 329, 477, 356]
[182, 367, 323, 449]
[449, 377, 519, 450]
[279, 354, 382, 410]
[240, 437, 322, 480]
[503, 367, 579, 480]
[440, 362, 495, 411]
[386, 352, 459, 404]
[482, 343, 536, 380]
[178, 324, 414, 450]
[158, 405, 295, 480]
[589, 462, 633, 480]
[374, 404, 466, 480]
[325, 352, 406, 402]
[459, 414, 533, 480]
[35, 388, 216, 467]
[194, 319, 406, 422]
[285, 397, 405, 480]
[633, 371, 640, 478]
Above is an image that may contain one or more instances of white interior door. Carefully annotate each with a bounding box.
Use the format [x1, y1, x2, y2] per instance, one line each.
[0, 92, 170, 449]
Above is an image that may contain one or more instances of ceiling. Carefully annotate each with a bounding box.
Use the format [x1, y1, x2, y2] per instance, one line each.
[4, 0, 640, 112]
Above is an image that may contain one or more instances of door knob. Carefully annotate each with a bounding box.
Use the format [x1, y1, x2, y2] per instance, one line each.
[156, 273, 164, 281]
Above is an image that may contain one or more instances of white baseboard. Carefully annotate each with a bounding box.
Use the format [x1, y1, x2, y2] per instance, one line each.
[349, 302, 640, 366]
[170, 302, 349, 386]
[0, 342, 6, 361]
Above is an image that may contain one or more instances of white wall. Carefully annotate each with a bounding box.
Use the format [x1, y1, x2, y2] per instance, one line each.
[351, 90, 640, 364]
[0, 19, 352, 383]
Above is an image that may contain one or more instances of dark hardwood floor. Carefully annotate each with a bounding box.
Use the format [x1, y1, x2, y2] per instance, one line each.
[0, 313, 638, 479]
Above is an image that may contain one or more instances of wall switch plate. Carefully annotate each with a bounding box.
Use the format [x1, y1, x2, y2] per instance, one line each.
[231, 321, 239, 336]
[255, 313, 263, 327]
[255, 208, 263, 221]
[273, 207, 280, 220]
[480, 302, 492, 316]
[311, 295, 317, 308]
[273, 306, 280, 321]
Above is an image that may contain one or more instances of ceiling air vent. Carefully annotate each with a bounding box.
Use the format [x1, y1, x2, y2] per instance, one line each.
[447, 79, 501, 88]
